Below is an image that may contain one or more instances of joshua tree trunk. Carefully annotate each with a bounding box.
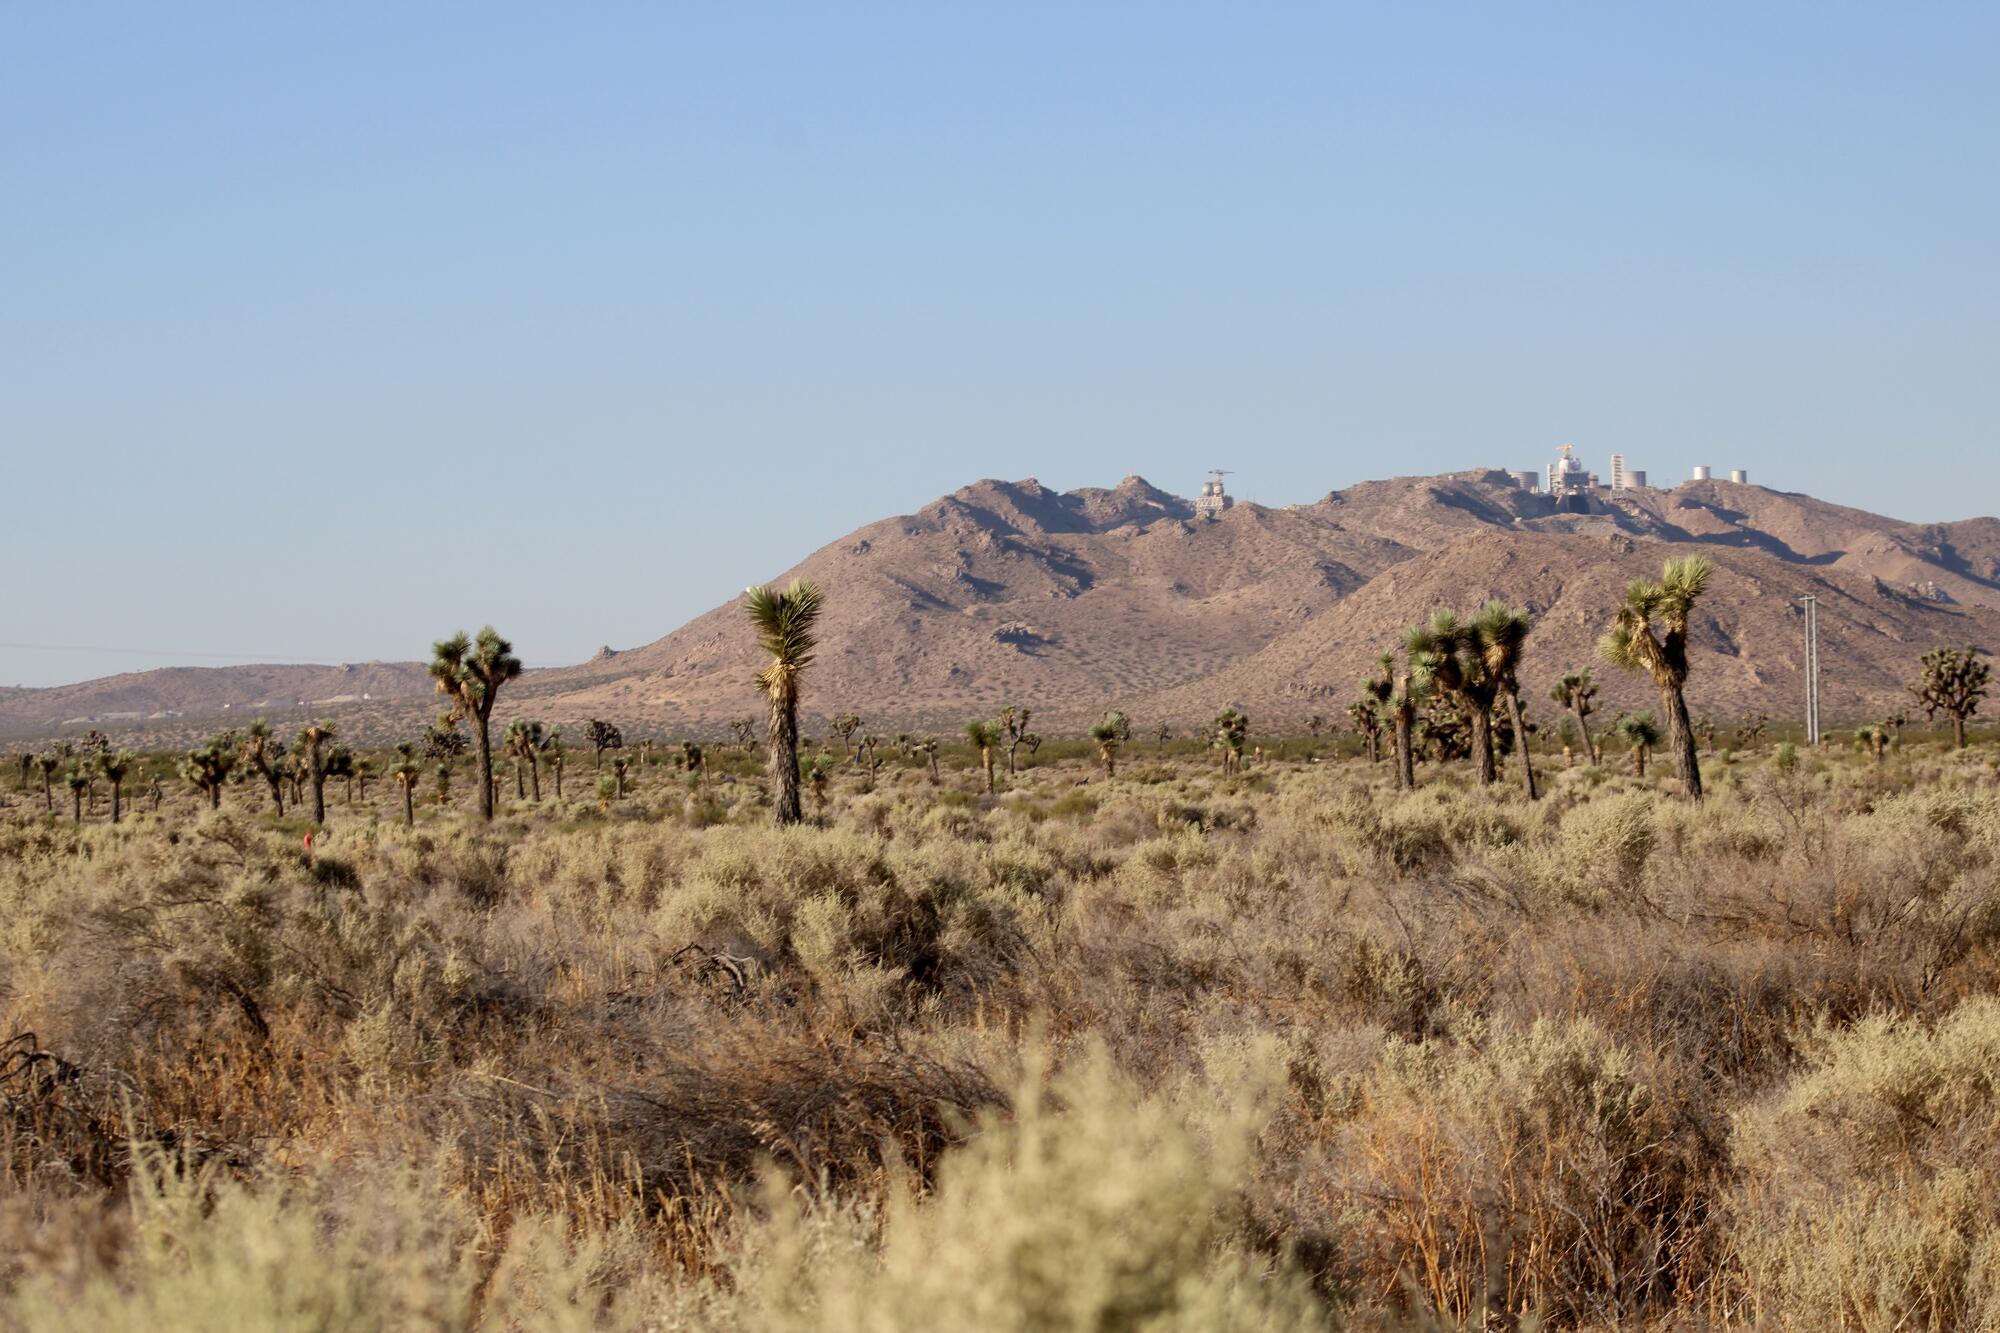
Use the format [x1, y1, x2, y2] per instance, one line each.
[1469, 705, 1497, 786]
[265, 772, 285, 815]
[1660, 684, 1703, 799]
[402, 784, 415, 827]
[514, 762, 525, 799]
[528, 755, 541, 801]
[1505, 689, 1538, 800]
[1953, 714, 1967, 749]
[110, 779, 122, 825]
[209, 784, 222, 810]
[71, 789, 82, 822]
[769, 698, 803, 826]
[553, 764, 562, 798]
[981, 747, 995, 793]
[40, 774, 52, 812]
[1633, 745, 1647, 778]
[310, 772, 327, 825]
[1394, 703, 1415, 791]
[1572, 706, 1598, 764]
[927, 752, 940, 783]
[474, 720, 496, 822]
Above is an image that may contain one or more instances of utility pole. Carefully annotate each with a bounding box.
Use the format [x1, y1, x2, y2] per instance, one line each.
[1800, 595, 1820, 745]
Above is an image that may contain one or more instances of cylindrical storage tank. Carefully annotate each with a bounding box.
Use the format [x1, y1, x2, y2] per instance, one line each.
[1729, 468, 1747, 484]
[1628, 469, 1647, 489]
[1692, 465, 1711, 481]
[1514, 469, 1539, 492]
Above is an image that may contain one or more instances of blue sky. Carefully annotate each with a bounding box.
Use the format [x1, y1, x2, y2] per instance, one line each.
[5, 4, 1995, 686]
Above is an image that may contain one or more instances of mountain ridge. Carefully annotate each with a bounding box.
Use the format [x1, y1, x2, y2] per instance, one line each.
[7, 469, 1995, 743]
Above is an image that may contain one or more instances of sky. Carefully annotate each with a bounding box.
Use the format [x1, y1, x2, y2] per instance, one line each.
[4, 4, 1996, 686]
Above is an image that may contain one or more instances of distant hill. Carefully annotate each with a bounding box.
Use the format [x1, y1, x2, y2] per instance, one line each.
[5, 470, 1996, 744]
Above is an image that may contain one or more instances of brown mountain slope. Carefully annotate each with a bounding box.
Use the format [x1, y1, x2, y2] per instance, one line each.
[0, 662, 433, 737]
[1133, 530, 2000, 728]
[5, 470, 1994, 743]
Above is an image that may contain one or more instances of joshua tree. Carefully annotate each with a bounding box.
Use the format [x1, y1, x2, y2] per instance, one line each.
[1346, 699, 1382, 763]
[1213, 707, 1249, 774]
[1371, 650, 1421, 791]
[1739, 713, 1770, 749]
[390, 743, 423, 826]
[430, 626, 523, 822]
[180, 734, 238, 809]
[1089, 717, 1122, 778]
[999, 705, 1035, 774]
[240, 720, 286, 815]
[1910, 644, 1990, 749]
[744, 579, 823, 827]
[1599, 556, 1712, 800]
[434, 761, 454, 805]
[729, 718, 757, 751]
[1615, 712, 1662, 778]
[610, 753, 631, 799]
[1155, 722, 1172, 748]
[583, 718, 623, 770]
[682, 740, 705, 786]
[63, 767, 89, 822]
[506, 719, 546, 800]
[1018, 731, 1042, 767]
[1306, 713, 1326, 741]
[1855, 724, 1890, 763]
[99, 749, 133, 824]
[327, 746, 357, 805]
[541, 728, 564, 798]
[1557, 715, 1581, 766]
[966, 720, 999, 793]
[1472, 602, 1538, 800]
[808, 760, 829, 817]
[1419, 696, 1472, 762]
[830, 713, 863, 765]
[1407, 610, 1504, 785]
[33, 752, 59, 812]
[914, 736, 941, 783]
[295, 721, 338, 825]
[1549, 672, 1601, 764]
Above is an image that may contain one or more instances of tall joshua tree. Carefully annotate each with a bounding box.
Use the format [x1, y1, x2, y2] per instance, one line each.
[1214, 707, 1249, 774]
[999, 705, 1035, 775]
[1474, 601, 1538, 801]
[430, 626, 523, 822]
[830, 713, 863, 765]
[33, 752, 59, 813]
[240, 720, 286, 815]
[1407, 610, 1503, 786]
[540, 727, 564, 798]
[296, 721, 338, 825]
[1550, 672, 1601, 764]
[64, 767, 90, 822]
[506, 719, 546, 800]
[1384, 648, 1430, 791]
[1346, 700, 1382, 762]
[390, 742, 423, 827]
[99, 749, 133, 824]
[1089, 716, 1122, 778]
[966, 721, 999, 793]
[744, 580, 823, 827]
[1909, 644, 1990, 749]
[1599, 556, 1712, 800]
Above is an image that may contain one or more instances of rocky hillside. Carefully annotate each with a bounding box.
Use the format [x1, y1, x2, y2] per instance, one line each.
[6, 470, 1996, 742]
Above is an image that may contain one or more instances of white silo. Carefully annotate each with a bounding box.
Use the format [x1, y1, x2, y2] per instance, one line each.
[1628, 469, 1648, 489]
[1513, 469, 1540, 492]
[1692, 465, 1711, 481]
[1729, 468, 1747, 484]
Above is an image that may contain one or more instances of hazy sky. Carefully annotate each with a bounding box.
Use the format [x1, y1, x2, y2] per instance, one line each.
[6, 5, 1996, 686]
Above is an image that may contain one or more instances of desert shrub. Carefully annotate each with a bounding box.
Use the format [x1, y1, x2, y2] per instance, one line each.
[707, 1041, 1324, 1332]
[1729, 996, 2000, 1329]
[1327, 1017, 1707, 1325]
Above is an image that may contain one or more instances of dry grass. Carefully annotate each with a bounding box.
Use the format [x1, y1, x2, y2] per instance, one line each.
[3, 735, 2000, 1328]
